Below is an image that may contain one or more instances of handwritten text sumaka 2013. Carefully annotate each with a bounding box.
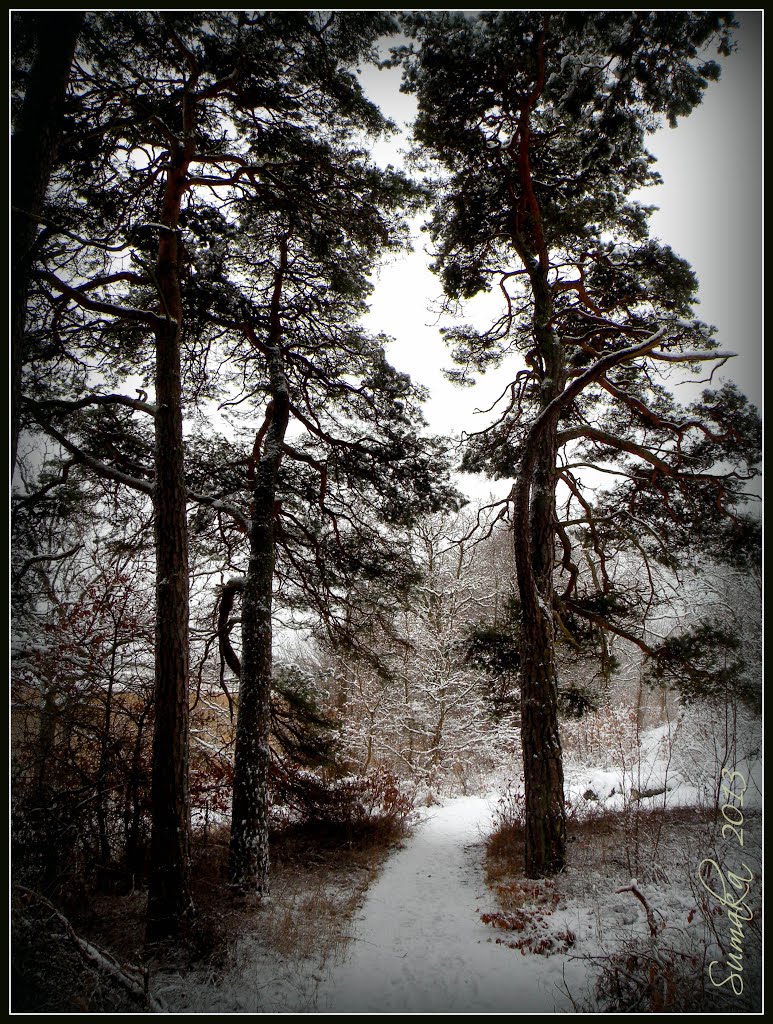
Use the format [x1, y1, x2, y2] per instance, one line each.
[696, 768, 754, 996]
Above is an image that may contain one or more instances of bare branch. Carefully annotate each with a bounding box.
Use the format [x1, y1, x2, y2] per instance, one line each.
[13, 887, 167, 1012]
[615, 882, 661, 938]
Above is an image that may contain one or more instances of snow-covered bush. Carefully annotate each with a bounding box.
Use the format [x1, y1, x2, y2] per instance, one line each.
[592, 885, 761, 1014]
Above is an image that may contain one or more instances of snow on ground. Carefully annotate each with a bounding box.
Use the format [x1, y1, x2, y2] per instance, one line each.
[163, 795, 591, 1013]
[563, 713, 762, 816]
[312, 796, 587, 1013]
[162, 722, 762, 1013]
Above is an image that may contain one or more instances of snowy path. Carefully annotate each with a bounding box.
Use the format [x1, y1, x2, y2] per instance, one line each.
[314, 796, 585, 1013]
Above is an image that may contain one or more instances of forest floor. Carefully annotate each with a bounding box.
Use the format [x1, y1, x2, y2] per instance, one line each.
[161, 799, 761, 1013]
[164, 796, 585, 1013]
[12, 723, 763, 1014]
[157, 722, 762, 1014]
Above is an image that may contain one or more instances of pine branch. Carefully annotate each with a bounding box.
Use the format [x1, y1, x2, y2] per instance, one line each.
[32, 393, 158, 417]
[649, 348, 735, 362]
[562, 597, 657, 657]
[597, 376, 728, 440]
[41, 270, 163, 327]
[12, 458, 77, 508]
[557, 426, 755, 483]
[187, 491, 248, 532]
[11, 205, 129, 253]
[26, 406, 155, 496]
[14, 543, 83, 582]
[26, 401, 249, 528]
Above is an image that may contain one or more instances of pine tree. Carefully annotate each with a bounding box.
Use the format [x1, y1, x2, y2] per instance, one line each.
[202, 141, 456, 890]
[11, 12, 83, 475]
[16, 11, 457, 911]
[399, 11, 759, 877]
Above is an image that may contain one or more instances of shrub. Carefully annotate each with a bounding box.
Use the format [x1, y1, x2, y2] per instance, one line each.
[271, 763, 415, 843]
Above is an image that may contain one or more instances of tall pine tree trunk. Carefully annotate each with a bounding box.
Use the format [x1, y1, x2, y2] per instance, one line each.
[145, 139, 194, 942]
[514, 270, 567, 878]
[506, 26, 567, 878]
[229, 238, 289, 893]
[11, 13, 82, 476]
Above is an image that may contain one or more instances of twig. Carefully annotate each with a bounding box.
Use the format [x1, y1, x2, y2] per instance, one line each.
[14, 886, 167, 1012]
[615, 880, 659, 938]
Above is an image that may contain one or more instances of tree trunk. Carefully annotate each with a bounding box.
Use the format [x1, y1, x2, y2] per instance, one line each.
[229, 238, 289, 893]
[96, 640, 117, 871]
[430, 700, 446, 767]
[11, 12, 82, 476]
[229, 502, 277, 893]
[514, 271, 567, 878]
[499, 26, 567, 878]
[125, 708, 148, 876]
[145, 141, 194, 942]
[517, 602, 566, 876]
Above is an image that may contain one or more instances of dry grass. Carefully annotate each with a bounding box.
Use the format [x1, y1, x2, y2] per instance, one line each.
[565, 804, 721, 890]
[12, 813, 409, 1013]
[485, 820, 525, 886]
[482, 822, 576, 956]
[485, 805, 718, 902]
[253, 819, 405, 967]
[482, 804, 762, 1011]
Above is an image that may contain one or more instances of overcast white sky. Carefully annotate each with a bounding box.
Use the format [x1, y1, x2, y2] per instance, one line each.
[358, 12, 763, 500]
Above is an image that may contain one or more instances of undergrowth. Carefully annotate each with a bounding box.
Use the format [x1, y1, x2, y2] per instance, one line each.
[11, 768, 415, 1013]
[482, 793, 762, 1011]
